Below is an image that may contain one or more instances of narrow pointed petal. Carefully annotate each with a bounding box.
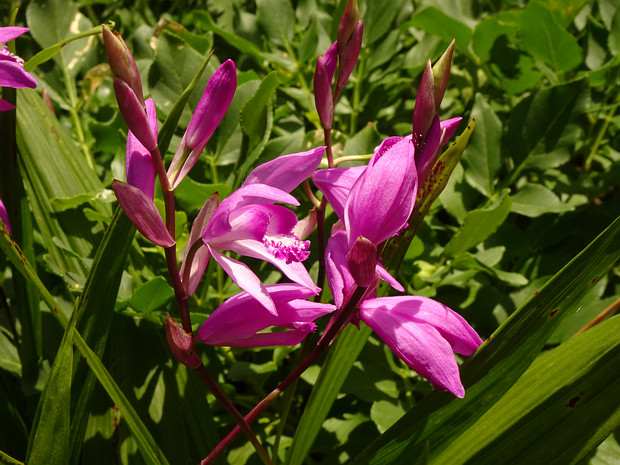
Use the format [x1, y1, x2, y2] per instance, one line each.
[292, 208, 318, 239]
[126, 98, 157, 199]
[113, 78, 156, 151]
[345, 136, 417, 246]
[181, 193, 219, 295]
[0, 98, 14, 111]
[376, 263, 404, 292]
[0, 27, 29, 44]
[112, 180, 174, 247]
[439, 117, 462, 147]
[0, 56, 37, 88]
[336, 20, 363, 93]
[199, 283, 335, 347]
[412, 60, 435, 148]
[325, 230, 355, 309]
[243, 146, 325, 192]
[312, 165, 365, 220]
[0, 199, 11, 235]
[209, 248, 276, 314]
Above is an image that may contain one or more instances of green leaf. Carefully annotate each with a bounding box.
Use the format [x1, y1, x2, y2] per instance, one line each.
[609, 4, 620, 55]
[511, 183, 574, 217]
[285, 325, 373, 465]
[408, 7, 472, 48]
[363, 0, 404, 45]
[518, 2, 583, 72]
[370, 400, 406, 434]
[444, 189, 512, 258]
[27, 326, 73, 465]
[462, 94, 502, 196]
[128, 277, 175, 314]
[472, 17, 517, 62]
[174, 179, 230, 213]
[431, 315, 620, 464]
[503, 80, 588, 185]
[352, 214, 620, 464]
[256, 0, 296, 45]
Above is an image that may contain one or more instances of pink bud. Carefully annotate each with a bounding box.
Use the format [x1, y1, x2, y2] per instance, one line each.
[102, 25, 144, 104]
[337, 0, 359, 54]
[412, 60, 436, 149]
[165, 314, 202, 368]
[113, 78, 157, 152]
[314, 58, 334, 129]
[432, 40, 455, 114]
[126, 98, 157, 199]
[335, 20, 363, 98]
[112, 180, 174, 247]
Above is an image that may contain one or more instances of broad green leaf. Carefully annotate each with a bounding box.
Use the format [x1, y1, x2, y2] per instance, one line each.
[462, 94, 502, 196]
[256, 0, 296, 45]
[443, 189, 512, 258]
[0, 223, 170, 465]
[472, 17, 517, 62]
[511, 183, 574, 217]
[502, 80, 588, 185]
[17, 89, 110, 280]
[408, 7, 472, 49]
[341, 124, 382, 158]
[431, 315, 620, 464]
[26, 326, 73, 465]
[351, 214, 620, 464]
[174, 179, 229, 213]
[518, 2, 583, 72]
[536, 0, 591, 27]
[370, 400, 406, 434]
[363, 0, 404, 45]
[128, 277, 175, 314]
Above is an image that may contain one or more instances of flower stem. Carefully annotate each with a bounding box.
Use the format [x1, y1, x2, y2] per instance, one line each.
[201, 285, 367, 465]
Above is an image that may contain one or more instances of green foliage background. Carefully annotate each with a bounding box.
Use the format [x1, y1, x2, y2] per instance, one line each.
[0, 0, 619, 464]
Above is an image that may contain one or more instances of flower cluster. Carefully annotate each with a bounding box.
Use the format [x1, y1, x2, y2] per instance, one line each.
[103, 0, 481, 401]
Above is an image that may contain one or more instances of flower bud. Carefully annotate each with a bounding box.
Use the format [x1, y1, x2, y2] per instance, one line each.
[432, 40, 455, 114]
[335, 20, 363, 98]
[102, 25, 144, 104]
[165, 314, 202, 368]
[113, 78, 157, 152]
[412, 60, 435, 150]
[337, 0, 359, 55]
[314, 58, 334, 129]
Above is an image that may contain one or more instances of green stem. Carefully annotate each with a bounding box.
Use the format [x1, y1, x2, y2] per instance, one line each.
[584, 98, 620, 171]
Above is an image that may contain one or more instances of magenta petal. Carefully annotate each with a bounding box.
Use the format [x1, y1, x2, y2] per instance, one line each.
[345, 136, 417, 246]
[0, 58, 37, 89]
[325, 230, 355, 309]
[244, 147, 325, 192]
[360, 299, 469, 397]
[112, 180, 174, 247]
[0, 98, 14, 111]
[113, 78, 156, 152]
[0, 27, 29, 44]
[314, 58, 334, 129]
[336, 20, 363, 91]
[321, 42, 338, 82]
[439, 117, 462, 148]
[209, 248, 276, 314]
[376, 263, 404, 292]
[199, 283, 335, 347]
[0, 199, 11, 235]
[126, 98, 157, 199]
[415, 114, 441, 186]
[312, 165, 365, 220]
[186, 59, 237, 150]
[181, 193, 219, 295]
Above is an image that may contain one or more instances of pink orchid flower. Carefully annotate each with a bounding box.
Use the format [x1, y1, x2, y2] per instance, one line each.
[360, 296, 482, 397]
